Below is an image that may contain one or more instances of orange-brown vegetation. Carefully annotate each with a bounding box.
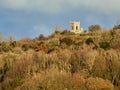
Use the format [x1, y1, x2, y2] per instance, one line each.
[0, 28, 120, 90]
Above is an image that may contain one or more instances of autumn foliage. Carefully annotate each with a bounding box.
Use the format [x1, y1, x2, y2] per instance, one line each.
[0, 27, 120, 90]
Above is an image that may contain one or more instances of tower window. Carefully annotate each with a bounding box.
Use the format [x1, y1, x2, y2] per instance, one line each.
[76, 26, 78, 30]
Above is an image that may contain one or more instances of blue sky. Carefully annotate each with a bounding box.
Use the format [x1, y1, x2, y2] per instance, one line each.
[0, 0, 120, 39]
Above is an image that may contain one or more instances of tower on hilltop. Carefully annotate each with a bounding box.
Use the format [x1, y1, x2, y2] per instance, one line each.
[70, 21, 83, 34]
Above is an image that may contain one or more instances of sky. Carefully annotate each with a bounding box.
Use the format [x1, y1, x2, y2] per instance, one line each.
[0, 0, 120, 39]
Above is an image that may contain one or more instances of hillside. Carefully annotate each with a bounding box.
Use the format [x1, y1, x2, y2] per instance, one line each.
[0, 28, 120, 90]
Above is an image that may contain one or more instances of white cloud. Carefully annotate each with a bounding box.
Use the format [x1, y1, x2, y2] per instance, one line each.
[0, 0, 120, 14]
[0, 0, 65, 14]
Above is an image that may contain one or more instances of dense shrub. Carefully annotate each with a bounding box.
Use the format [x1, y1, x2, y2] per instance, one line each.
[92, 50, 120, 89]
[88, 24, 101, 32]
[0, 42, 10, 52]
[85, 37, 94, 45]
[86, 77, 114, 90]
[60, 30, 69, 35]
[99, 41, 110, 50]
[60, 37, 74, 46]
[22, 44, 29, 51]
[35, 44, 48, 53]
[10, 41, 16, 48]
[38, 34, 47, 40]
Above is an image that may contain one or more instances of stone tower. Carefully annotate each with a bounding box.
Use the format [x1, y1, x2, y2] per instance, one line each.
[70, 21, 83, 34]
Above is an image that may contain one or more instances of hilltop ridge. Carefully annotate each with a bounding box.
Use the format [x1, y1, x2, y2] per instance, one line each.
[0, 25, 120, 90]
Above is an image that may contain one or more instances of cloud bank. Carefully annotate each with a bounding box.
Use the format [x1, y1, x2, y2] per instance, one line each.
[0, 0, 120, 14]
